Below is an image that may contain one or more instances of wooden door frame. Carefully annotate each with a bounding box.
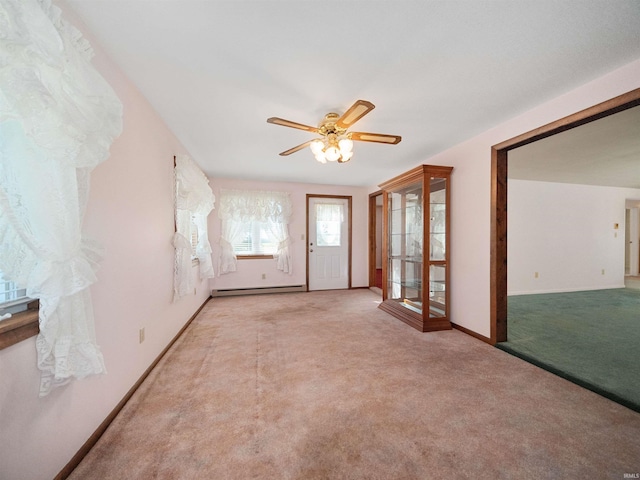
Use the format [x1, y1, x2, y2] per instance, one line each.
[490, 88, 640, 344]
[368, 190, 383, 288]
[306, 194, 353, 290]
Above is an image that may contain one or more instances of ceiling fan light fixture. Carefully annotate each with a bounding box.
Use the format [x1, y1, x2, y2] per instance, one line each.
[268, 100, 401, 164]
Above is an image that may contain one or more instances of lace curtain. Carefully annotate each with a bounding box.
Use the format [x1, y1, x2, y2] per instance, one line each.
[217, 190, 293, 274]
[173, 155, 215, 300]
[0, 0, 123, 395]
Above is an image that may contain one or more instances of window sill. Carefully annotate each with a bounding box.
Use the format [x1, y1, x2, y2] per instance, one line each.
[237, 255, 274, 260]
[0, 301, 39, 350]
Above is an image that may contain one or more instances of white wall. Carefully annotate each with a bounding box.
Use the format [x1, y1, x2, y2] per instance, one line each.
[0, 4, 211, 479]
[507, 180, 640, 295]
[208, 177, 370, 291]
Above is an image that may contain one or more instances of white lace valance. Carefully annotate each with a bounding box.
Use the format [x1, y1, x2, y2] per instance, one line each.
[175, 155, 215, 215]
[315, 203, 344, 223]
[0, 0, 123, 396]
[217, 190, 293, 275]
[218, 190, 292, 224]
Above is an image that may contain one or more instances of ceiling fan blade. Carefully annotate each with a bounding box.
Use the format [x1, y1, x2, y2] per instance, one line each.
[279, 140, 314, 156]
[350, 132, 402, 144]
[335, 100, 375, 128]
[267, 117, 318, 133]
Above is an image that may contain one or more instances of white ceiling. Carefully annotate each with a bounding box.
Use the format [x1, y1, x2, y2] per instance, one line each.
[64, 0, 640, 187]
[509, 105, 640, 189]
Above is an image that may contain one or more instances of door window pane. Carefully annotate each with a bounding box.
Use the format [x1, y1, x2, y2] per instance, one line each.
[315, 204, 343, 247]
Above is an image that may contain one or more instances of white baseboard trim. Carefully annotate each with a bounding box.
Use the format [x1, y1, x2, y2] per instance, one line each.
[211, 285, 307, 297]
[507, 284, 626, 296]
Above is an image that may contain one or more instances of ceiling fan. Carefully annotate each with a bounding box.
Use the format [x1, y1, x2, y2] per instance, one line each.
[267, 100, 401, 164]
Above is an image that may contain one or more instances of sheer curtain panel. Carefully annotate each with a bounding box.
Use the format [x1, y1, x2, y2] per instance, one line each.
[218, 190, 293, 274]
[173, 155, 215, 300]
[0, 0, 123, 395]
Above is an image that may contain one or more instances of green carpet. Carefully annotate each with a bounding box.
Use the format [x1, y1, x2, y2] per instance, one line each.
[497, 288, 640, 413]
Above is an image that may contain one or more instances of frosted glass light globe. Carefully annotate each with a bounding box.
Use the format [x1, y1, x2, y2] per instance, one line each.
[340, 151, 353, 162]
[325, 146, 341, 162]
[310, 139, 324, 154]
[338, 138, 353, 153]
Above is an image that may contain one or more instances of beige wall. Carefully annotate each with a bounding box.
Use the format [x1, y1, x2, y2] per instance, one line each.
[207, 177, 370, 292]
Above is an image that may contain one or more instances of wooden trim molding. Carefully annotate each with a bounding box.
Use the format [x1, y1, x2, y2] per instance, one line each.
[452, 322, 492, 344]
[236, 254, 274, 260]
[0, 310, 38, 350]
[490, 147, 508, 345]
[306, 194, 353, 290]
[55, 296, 211, 480]
[490, 88, 640, 345]
[368, 191, 382, 288]
[0, 300, 40, 350]
[493, 89, 640, 152]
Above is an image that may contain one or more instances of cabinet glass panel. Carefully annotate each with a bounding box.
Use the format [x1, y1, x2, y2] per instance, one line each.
[428, 264, 446, 317]
[387, 182, 423, 315]
[429, 178, 446, 261]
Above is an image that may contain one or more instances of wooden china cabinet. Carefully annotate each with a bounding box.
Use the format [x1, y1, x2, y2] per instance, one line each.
[378, 165, 453, 332]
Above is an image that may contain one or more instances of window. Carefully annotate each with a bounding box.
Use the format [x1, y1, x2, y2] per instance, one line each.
[315, 203, 343, 247]
[0, 269, 39, 350]
[0, 270, 28, 313]
[173, 155, 216, 300]
[233, 221, 278, 256]
[218, 190, 293, 274]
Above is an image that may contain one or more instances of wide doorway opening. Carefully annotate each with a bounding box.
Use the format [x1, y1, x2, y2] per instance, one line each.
[491, 88, 640, 412]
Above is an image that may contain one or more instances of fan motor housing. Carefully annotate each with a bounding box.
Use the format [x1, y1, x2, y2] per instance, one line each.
[319, 112, 346, 136]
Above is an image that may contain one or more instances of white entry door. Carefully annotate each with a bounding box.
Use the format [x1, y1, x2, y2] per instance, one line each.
[308, 196, 350, 290]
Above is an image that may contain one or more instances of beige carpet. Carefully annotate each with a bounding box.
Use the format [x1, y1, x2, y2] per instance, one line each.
[69, 290, 640, 479]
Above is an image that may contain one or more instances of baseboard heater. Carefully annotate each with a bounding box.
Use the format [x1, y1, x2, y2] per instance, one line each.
[211, 285, 307, 297]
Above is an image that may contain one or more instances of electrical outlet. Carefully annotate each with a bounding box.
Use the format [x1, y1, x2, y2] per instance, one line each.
[261, 273, 266, 280]
[534, 272, 539, 278]
[139, 327, 145, 344]
[601, 269, 605, 275]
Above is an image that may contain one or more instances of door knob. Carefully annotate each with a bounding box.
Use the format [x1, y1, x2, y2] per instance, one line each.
[310, 249, 314, 252]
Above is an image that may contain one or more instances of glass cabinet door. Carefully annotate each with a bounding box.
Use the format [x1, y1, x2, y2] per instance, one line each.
[379, 164, 452, 332]
[428, 177, 447, 318]
[387, 181, 423, 314]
